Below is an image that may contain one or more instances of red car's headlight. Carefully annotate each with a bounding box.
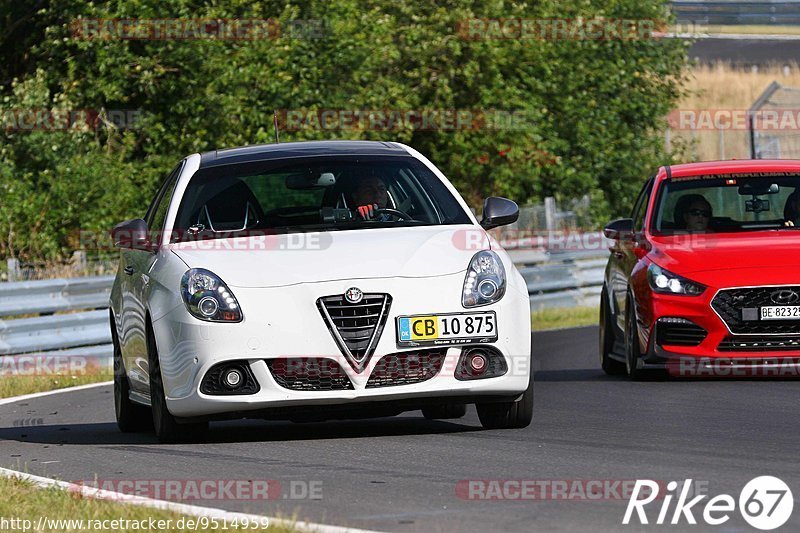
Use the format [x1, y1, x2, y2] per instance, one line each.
[647, 263, 706, 296]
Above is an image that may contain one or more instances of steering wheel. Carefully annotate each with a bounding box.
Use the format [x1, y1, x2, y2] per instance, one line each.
[373, 208, 413, 221]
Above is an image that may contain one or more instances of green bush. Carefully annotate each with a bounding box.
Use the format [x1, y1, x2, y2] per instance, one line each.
[0, 0, 689, 261]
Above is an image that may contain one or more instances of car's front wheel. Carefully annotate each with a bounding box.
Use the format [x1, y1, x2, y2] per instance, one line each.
[625, 301, 649, 381]
[600, 287, 626, 376]
[113, 321, 151, 433]
[476, 372, 533, 429]
[147, 324, 208, 443]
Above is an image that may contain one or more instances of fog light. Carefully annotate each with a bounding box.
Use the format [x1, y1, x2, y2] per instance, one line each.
[468, 352, 487, 374]
[222, 368, 243, 389]
[198, 296, 219, 317]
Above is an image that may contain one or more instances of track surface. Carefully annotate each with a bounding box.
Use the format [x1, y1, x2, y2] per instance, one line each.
[3, 327, 800, 532]
[690, 38, 800, 65]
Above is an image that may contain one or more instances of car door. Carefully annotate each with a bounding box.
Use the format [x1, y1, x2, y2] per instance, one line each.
[123, 162, 183, 394]
[612, 177, 653, 330]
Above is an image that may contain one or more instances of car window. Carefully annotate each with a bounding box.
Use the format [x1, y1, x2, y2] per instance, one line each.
[631, 178, 654, 232]
[652, 174, 800, 233]
[144, 163, 181, 224]
[147, 162, 183, 232]
[172, 156, 471, 241]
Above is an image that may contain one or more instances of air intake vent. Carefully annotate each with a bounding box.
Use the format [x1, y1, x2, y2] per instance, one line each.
[656, 317, 707, 347]
[718, 335, 800, 352]
[266, 358, 354, 391]
[317, 293, 392, 372]
[366, 350, 445, 388]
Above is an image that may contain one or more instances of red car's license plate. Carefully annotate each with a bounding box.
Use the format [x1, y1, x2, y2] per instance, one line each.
[761, 306, 800, 320]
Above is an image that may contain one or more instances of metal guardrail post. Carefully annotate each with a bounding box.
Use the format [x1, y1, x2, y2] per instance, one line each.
[7, 259, 19, 282]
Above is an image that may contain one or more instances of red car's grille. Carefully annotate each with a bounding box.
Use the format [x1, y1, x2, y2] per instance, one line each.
[711, 287, 800, 335]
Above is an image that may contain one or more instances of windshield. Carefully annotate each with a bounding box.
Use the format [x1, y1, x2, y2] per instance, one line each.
[172, 156, 471, 241]
[652, 174, 800, 234]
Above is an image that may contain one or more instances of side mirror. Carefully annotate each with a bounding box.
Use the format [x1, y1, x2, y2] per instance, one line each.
[603, 218, 634, 240]
[111, 218, 152, 250]
[480, 197, 519, 230]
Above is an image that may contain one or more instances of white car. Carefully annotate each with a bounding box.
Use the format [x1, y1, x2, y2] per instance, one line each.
[110, 140, 532, 442]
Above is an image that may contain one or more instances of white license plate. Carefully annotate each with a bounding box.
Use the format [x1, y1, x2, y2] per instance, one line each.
[396, 312, 498, 347]
[761, 306, 800, 320]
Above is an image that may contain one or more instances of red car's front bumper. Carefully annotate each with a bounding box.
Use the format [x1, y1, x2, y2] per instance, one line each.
[636, 288, 800, 377]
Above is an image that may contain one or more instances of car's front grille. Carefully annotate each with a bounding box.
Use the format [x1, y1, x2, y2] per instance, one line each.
[718, 335, 800, 352]
[711, 287, 800, 334]
[266, 358, 354, 391]
[656, 317, 707, 347]
[317, 293, 392, 371]
[365, 350, 446, 388]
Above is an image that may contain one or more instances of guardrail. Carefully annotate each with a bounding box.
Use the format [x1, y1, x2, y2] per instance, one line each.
[0, 240, 610, 357]
[672, 1, 800, 26]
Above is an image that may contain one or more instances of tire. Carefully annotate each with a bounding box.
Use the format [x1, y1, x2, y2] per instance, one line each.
[476, 372, 533, 430]
[600, 287, 626, 376]
[624, 302, 648, 381]
[112, 317, 151, 433]
[147, 324, 208, 443]
[422, 404, 467, 420]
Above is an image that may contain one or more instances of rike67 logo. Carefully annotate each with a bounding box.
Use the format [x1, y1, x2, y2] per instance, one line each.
[624, 477, 793, 530]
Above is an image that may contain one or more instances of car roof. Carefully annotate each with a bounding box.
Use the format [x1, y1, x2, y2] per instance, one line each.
[198, 140, 410, 168]
[664, 159, 800, 179]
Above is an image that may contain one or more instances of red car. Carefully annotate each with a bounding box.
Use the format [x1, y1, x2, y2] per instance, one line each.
[600, 160, 800, 379]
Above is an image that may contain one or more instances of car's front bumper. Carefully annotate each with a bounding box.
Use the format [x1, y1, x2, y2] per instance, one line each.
[152, 272, 532, 417]
[637, 288, 800, 377]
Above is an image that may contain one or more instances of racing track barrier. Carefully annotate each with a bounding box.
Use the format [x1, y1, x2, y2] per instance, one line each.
[0, 237, 609, 358]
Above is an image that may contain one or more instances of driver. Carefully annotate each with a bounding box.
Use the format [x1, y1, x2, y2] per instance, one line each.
[675, 194, 712, 232]
[351, 175, 389, 220]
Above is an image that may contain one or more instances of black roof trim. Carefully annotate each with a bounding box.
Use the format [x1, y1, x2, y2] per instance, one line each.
[199, 140, 409, 168]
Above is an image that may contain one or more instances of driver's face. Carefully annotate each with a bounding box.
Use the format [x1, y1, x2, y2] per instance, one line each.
[352, 177, 388, 208]
[684, 200, 711, 231]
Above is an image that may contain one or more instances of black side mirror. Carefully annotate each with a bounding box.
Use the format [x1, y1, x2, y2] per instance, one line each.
[111, 218, 152, 250]
[480, 197, 519, 230]
[603, 218, 634, 240]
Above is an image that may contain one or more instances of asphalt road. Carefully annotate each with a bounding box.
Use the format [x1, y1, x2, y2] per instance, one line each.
[690, 38, 800, 66]
[3, 326, 800, 532]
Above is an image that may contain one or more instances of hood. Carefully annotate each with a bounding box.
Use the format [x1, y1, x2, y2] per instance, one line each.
[649, 231, 800, 279]
[170, 224, 489, 288]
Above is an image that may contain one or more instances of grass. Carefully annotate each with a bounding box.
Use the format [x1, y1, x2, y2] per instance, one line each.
[0, 367, 113, 399]
[531, 306, 597, 331]
[674, 63, 800, 162]
[0, 475, 297, 532]
[695, 25, 800, 36]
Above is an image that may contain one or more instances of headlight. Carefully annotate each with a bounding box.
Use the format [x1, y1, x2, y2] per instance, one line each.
[462, 251, 506, 308]
[647, 264, 705, 296]
[180, 268, 243, 322]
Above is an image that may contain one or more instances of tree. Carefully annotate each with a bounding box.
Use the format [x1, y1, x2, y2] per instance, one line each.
[0, 0, 688, 261]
